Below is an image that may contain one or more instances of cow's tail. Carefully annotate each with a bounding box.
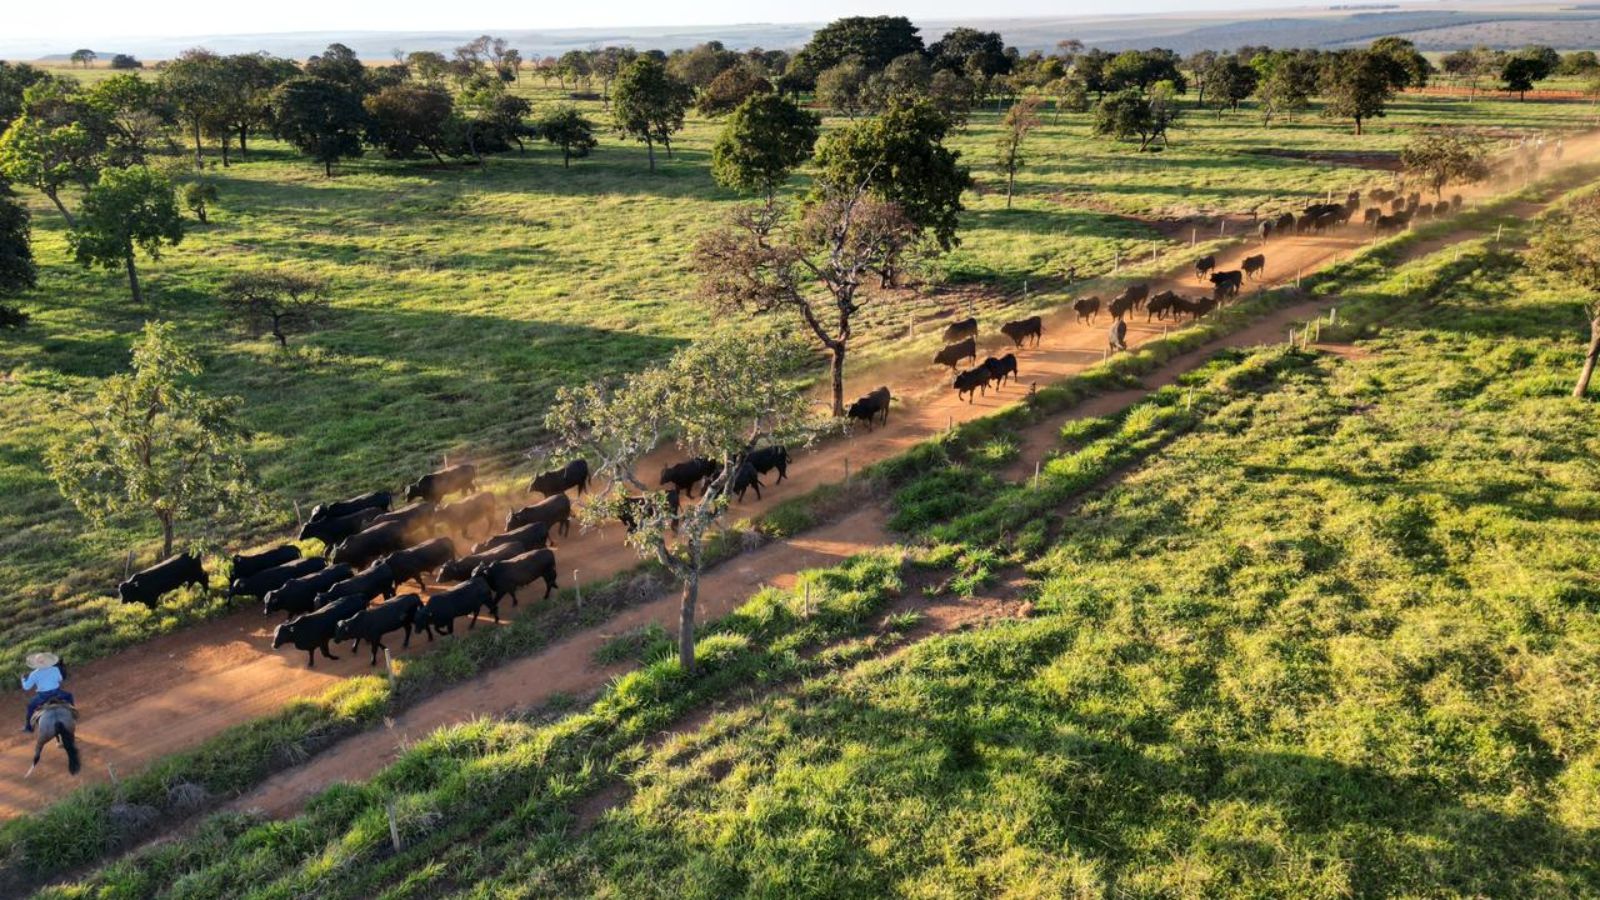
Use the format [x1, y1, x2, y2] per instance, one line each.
[55, 722, 81, 775]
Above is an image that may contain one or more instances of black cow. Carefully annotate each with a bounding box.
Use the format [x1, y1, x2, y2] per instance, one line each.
[1146, 290, 1178, 321]
[1390, 197, 1407, 214]
[383, 537, 456, 592]
[1174, 295, 1217, 320]
[933, 337, 977, 370]
[1451, 193, 1463, 211]
[1275, 212, 1295, 234]
[438, 541, 523, 584]
[1000, 316, 1042, 349]
[475, 548, 558, 608]
[954, 366, 988, 403]
[620, 490, 681, 534]
[1374, 214, 1404, 235]
[264, 564, 353, 618]
[659, 457, 720, 498]
[528, 459, 590, 497]
[1209, 270, 1243, 299]
[846, 387, 891, 430]
[231, 545, 301, 580]
[732, 461, 764, 502]
[1364, 207, 1383, 227]
[941, 317, 978, 343]
[437, 492, 496, 537]
[318, 561, 398, 606]
[273, 592, 368, 667]
[307, 490, 391, 525]
[1109, 319, 1128, 353]
[372, 501, 436, 539]
[229, 557, 326, 600]
[1258, 220, 1273, 242]
[472, 521, 552, 555]
[982, 354, 1018, 388]
[1117, 283, 1149, 311]
[1370, 188, 1394, 204]
[334, 594, 424, 665]
[1242, 254, 1266, 280]
[506, 493, 572, 537]
[332, 520, 409, 570]
[1194, 256, 1216, 281]
[418, 578, 496, 634]
[741, 445, 790, 485]
[117, 553, 207, 609]
[1073, 297, 1100, 324]
[298, 507, 381, 549]
[405, 463, 477, 503]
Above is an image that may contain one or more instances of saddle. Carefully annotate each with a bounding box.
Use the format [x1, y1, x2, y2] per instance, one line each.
[29, 699, 78, 730]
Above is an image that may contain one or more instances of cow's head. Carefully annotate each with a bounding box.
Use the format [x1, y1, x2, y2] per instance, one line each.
[271, 623, 291, 649]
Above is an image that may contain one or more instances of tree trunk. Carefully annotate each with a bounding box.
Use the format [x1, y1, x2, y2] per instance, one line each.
[678, 570, 699, 673]
[192, 120, 203, 170]
[272, 313, 288, 348]
[125, 251, 143, 304]
[1005, 167, 1015, 208]
[160, 512, 174, 558]
[830, 343, 846, 417]
[663, 135, 674, 159]
[239, 125, 249, 159]
[1354, 115, 1363, 136]
[1575, 316, 1600, 398]
[563, 149, 570, 167]
[45, 191, 76, 228]
[646, 137, 656, 171]
[220, 136, 230, 168]
[325, 158, 333, 177]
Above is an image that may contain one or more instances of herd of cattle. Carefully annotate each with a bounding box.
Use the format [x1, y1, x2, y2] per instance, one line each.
[115, 446, 797, 667]
[110, 182, 1474, 668]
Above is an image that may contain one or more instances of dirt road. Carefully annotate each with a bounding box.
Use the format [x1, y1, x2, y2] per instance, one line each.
[5, 134, 1597, 822]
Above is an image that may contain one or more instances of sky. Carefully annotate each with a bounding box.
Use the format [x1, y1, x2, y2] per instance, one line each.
[9, 0, 1332, 42]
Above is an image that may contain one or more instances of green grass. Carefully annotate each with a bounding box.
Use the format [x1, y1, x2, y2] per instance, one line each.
[40, 193, 1600, 897]
[2, 82, 1597, 691]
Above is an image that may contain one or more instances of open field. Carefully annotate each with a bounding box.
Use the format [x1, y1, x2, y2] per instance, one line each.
[36, 194, 1600, 896]
[4, 70, 1598, 678]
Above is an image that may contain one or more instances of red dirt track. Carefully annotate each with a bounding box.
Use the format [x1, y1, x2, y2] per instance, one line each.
[6, 131, 1599, 824]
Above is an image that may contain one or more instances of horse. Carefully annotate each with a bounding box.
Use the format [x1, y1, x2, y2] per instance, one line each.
[26, 700, 80, 778]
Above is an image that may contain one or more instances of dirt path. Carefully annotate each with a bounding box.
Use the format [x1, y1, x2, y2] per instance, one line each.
[6, 134, 1598, 823]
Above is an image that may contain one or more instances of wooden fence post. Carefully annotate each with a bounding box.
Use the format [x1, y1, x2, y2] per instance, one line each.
[573, 570, 582, 608]
[803, 582, 812, 618]
[384, 648, 395, 686]
[386, 802, 402, 853]
[1032, 460, 1041, 489]
[844, 457, 851, 485]
[293, 499, 303, 528]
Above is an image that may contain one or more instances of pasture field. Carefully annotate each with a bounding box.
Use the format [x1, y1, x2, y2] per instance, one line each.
[1, 72, 1596, 675]
[39, 189, 1600, 897]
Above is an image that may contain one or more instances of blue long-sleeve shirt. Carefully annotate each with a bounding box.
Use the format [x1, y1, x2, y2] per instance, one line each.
[21, 666, 62, 694]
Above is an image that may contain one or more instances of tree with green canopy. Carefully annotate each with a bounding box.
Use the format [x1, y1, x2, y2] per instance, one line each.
[69, 166, 183, 304]
[365, 83, 457, 162]
[1320, 49, 1395, 135]
[159, 48, 227, 169]
[1400, 129, 1490, 200]
[612, 57, 692, 171]
[710, 93, 820, 200]
[994, 94, 1042, 208]
[271, 75, 366, 176]
[220, 269, 333, 348]
[0, 193, 34, 330]
[538, 105, 599, 166]
[1526, 194, 1600, 397]
[548, 330, 815, 673]
[46, 322, 258, 558]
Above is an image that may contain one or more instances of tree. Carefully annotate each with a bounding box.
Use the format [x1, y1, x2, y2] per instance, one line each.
[668, 41, 739, 92]
[1401, 129, 1490, 200]
[0, 194, 34, 330]
[407, 51, 451, 84]
[694, 194, 918, 416]
[697, 64, 771, 117]
[365, 84, 457, 162]
[109, 54, 142, 70]
[0, 92, 102, 226]
[220, 270, 332, 348]
[1320, 49, 1395, 135]
[1103, 48, 1186, 94]
[1093, 85, 1178, 151]
[70, 166, 183, 304]
[813, 99, 971, 252]
[1186, 50, 1219, 105]
[1369, 37, 1431, 90]
[1559, 51, 1599, 77]
[1253, 50, 1317, 125]
[1526, 195, 1600, 397]
[45, 322, 257, 558]
[815, 59, 871, 118]
[272, 76, 366, 176]
[0, 62, 55, 132]
[86, 74, 166, 166]
[1209, 55, 1258, 113]
[549, 332, 813, 673]
[303, 43, 368, 93]
[216, 53, 298, 161]
[927, 69, 979, 126]
[70, 49, 97, 69]
[1502, 54, 1551, 101]
[994, 94, 1042, 208]
[793, 15, 924, 81]
[181, 180, 218, 223]
[160, 49, 226, 169]
[929, 28, 1010, 80]
[538, 105, 598, 166]
[710, 93, 820, 199]
[612, 57, 692, 171]
[557, 50, 592, 89]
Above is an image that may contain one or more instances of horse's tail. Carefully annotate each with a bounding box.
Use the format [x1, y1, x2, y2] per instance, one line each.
[55, 722, 81, 775]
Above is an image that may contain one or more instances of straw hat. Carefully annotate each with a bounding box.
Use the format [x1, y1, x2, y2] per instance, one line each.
[25, 652, 58, 670]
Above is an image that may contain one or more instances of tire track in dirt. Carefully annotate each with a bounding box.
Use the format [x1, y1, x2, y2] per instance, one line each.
[7, 135, 1599, 823]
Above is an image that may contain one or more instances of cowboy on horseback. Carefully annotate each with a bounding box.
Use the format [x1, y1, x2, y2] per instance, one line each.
[21, 652, 71, 733]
